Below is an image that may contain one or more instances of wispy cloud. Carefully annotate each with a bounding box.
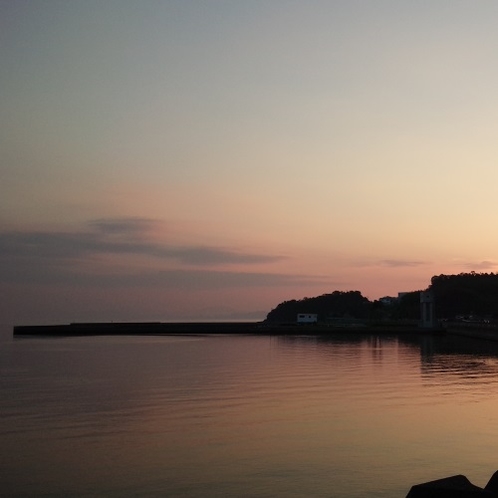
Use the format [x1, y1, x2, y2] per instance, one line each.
[0, 255, 327, 289]
[351, 258, 429, 268]
[460, 260, 497, 271]
[378, 259, 428, 268]
[0, 218, 333, 290]
[0, 218, 285, 266]
[89, 217, 159, 237]
[87, 269, 327, 290]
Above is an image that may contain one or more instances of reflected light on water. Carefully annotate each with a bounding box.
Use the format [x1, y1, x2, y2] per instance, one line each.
[2, 331, 498, 497]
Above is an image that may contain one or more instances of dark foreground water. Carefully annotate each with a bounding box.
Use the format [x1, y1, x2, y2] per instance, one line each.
[2, 326, 498, 497]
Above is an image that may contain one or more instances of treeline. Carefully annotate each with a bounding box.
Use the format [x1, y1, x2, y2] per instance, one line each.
[264, 290, 423, 323]
[265, 290, 371, 323]
[430, 272, 498, 318]
[264, 272, 498, 324]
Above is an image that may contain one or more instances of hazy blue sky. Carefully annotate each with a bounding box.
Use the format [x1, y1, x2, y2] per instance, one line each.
[2, 1, 498, 324]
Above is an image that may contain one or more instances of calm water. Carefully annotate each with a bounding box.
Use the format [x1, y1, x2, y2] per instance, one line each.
[2, 326, 498, 497]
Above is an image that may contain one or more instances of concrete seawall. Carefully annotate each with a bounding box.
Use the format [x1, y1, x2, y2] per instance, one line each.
[13, 322, 444, 337]
[13, 322, 260, 336]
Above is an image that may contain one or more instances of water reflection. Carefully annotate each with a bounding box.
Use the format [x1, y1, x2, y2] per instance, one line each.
[278, 332, 498, 375]
[2, 332, 498, 497]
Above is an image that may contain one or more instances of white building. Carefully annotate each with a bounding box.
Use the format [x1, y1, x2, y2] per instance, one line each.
[297, 313, 318, 324]
[420, 291, 436, 328]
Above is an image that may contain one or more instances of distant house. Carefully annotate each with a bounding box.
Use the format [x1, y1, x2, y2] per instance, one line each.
[297, 313, 318, 324]
[379, 296, 397, 306]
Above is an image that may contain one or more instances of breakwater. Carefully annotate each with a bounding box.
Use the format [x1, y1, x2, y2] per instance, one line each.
[13, 322, 259, 336]
[13, 322, 444, 337]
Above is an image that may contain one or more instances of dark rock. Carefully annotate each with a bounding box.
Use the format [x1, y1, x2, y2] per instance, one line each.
[406, 474, 497, 497]
[485, 471, 498, 494]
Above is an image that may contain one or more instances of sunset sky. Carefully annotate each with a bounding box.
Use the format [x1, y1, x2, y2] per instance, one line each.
[2, 1, 498, 325]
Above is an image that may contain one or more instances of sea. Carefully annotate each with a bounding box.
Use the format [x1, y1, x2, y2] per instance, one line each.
[2, 323, 498, 497]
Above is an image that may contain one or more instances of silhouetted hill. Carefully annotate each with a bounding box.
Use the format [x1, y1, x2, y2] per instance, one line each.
[430, 272, 498, 319]
[265, 273, 498, 325]
[265, 291, 371, 323]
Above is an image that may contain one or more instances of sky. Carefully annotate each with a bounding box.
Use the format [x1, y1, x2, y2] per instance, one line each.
[2, 1, 498, 325]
